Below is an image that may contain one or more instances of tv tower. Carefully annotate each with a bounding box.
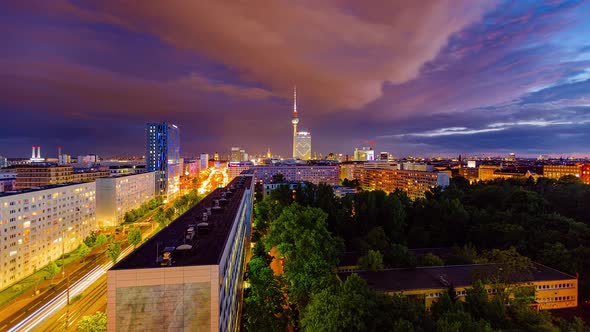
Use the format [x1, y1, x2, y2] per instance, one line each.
[291, 86, 299, 159]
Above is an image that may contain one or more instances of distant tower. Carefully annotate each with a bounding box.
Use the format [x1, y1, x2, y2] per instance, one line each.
[291, 86, 299, 159]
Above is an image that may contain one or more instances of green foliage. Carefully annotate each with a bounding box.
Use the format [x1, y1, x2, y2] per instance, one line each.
[272, 173, 285, 183]
[77, 243, 91, 259]
[358, 250, 384, 271]
[419, 252, 444, 266]
[83, 232, 97, 247]
[127, 228, 142, 248]
[301, 274, 378, 332]
[122, 196, 163, 224]
[94, 233, 107, 247]
[44, 261, 60, 284]
[264, 203, 343, 308]
[243, 257, 289, 331]
[106, 241, 122, 264]
[77, 311, 107, 332]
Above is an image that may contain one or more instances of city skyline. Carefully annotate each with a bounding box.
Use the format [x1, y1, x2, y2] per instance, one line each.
[1, 2, 590, 157]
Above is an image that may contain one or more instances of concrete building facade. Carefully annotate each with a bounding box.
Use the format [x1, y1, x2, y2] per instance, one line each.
[96, 172, 156, 227]
[0, 182, 96, 291]
[249, 165, 339, 185]
[107, 175, 254, 331]
[354, 167, 449, 199]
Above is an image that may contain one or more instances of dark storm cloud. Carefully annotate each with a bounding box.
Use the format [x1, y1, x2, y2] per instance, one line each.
[0, 0, 589, 157]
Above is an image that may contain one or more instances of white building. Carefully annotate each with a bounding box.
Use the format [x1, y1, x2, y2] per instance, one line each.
[0, 182, 96, 291]
[96, 172, 156, 228]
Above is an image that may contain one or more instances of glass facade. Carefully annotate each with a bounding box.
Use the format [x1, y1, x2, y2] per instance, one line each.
[146, 123, 180, 198]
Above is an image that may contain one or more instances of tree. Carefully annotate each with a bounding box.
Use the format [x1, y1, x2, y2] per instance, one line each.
[77, 243, 91, 261]
[358, 250, 384, 271]
[78, 311, 107, 332]
[264, 204, 343, 309]
[94, 233, 107, 247]
[243, 257, 289, 331]
[272, 173, 285, 183]
[419, 253, 444, 266]
[44, 261, 60, 285]
[106, 241, 122, 264]
[83, 232, 96, 247]
[301, 274, 378, 332]
[127, 228, 142, 248]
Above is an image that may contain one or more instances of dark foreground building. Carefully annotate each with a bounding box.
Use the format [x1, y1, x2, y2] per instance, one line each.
[107, 175, 254, 331]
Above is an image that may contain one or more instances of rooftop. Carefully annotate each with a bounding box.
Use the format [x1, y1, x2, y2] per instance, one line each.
[0, 181, 90, 197]
[338, 263, 576, 292]
[112, 175, 253, 270]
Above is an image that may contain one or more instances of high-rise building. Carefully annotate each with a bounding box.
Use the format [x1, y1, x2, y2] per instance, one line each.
[0, 156, 7, 168]
[246, 164, 339, 185]
[146, 123, 180, 198]
[0, 182, 96, 291]
[200, 153, 209, 170]
[214, 152, 220, 161]
[230, 147, 241, 162]
[295, 131, 312, 160]
[354, 147, 375, 161]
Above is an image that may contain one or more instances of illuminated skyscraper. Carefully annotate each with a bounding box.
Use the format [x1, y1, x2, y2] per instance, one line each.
[295, 131, 312, 160]
[146, 123, 180, 198]
[291, 87, 299, 159]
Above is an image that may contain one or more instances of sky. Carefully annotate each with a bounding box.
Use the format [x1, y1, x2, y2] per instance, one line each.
[1, 0, 590, 158]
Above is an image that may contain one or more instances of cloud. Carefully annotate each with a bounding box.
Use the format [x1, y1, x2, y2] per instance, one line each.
[8, 0, 494, 110]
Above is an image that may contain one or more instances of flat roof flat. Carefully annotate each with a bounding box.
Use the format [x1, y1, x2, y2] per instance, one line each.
[112, 175, 252, 270]
[0, 181, 89, 197]
[338, 263, 576, 292]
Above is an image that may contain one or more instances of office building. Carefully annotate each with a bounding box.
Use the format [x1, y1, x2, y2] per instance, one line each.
[77, 154, 99, 165]
[248, 164, 339, 185]
[200, 153, 209, 170]
[13, 165, 75, 189]
[146, 123, 181, 198]
[230, 147, 241, 162]
[107, 175, 254, 331]
[95, 172, 156, 227]
[295, 131, 312, 160]
[353, 167, 449, 199]
[542, 165, 581, 180]
[0, 182, 96, 291]
[354, 147, 375, 161]
[0, 156, 7, 168]
[339, 263, 578, 311]
[72, 169, 110, 183]
[228, 161, 254, 182]
[58, 154, 71, 165]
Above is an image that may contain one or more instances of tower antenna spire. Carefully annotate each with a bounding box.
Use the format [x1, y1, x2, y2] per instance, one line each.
[293, 86, 297, 114]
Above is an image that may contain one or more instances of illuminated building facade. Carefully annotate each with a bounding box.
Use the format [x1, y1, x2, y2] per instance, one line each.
[354, 147, 375, 161]
[542, 165, 581, 180]
[107, 175, 254, 331]
[0, 182, 96, 291]
[14, 165, 75, 189]
[353, 167, 449, 199]
[339, 263, 578, 311]
[146, 123, 181, 198]
[249, 164, 339, 185]
[95, 172, 156, 227]
[228, 162, 254, 182]
[295, 131, 312, 160]
[581, 164, 590, 184]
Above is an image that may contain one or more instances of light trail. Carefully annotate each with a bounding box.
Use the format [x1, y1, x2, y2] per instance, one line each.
[8, 245, 133, 332]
